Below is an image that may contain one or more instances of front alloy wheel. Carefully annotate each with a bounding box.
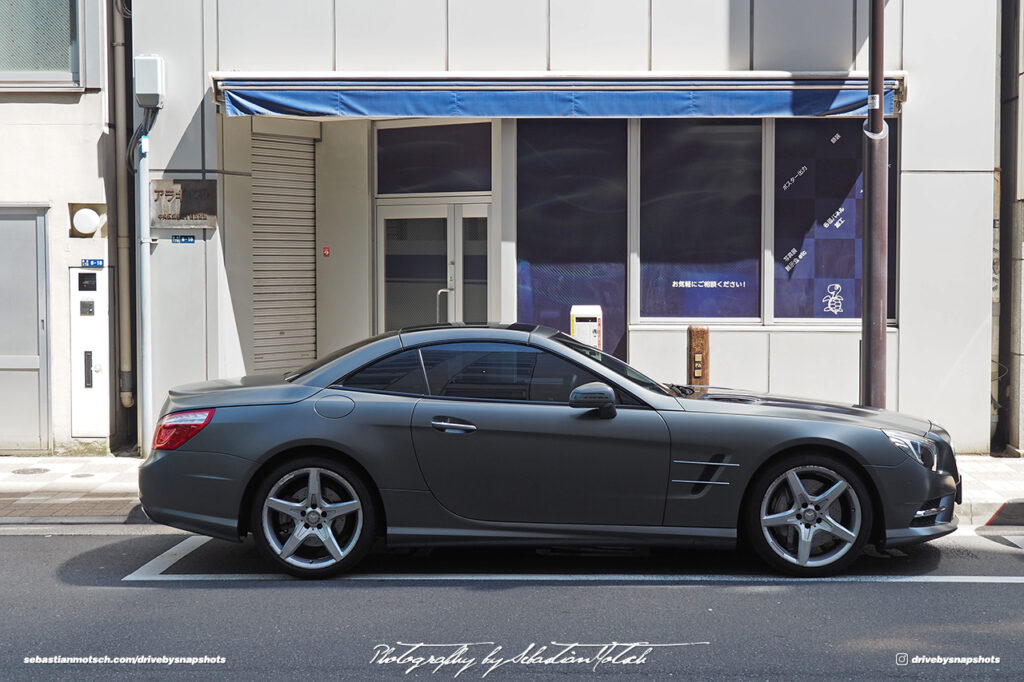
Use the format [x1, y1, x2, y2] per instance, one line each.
[252, 457, 375, 578]
[746, 457, 873, 577]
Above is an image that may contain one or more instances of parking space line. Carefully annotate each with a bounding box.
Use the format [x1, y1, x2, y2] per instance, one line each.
[122, 536, 214, 581]
[120, 533, 1024, 584]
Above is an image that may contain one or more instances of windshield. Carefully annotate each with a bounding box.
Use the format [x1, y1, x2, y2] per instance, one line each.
[552, 333, 674, 396]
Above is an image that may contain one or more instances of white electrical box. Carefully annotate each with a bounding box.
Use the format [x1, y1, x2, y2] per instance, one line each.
[569, 304, 603, 350]
[70, 267, 110, 438]
[134, 54, 165, 108]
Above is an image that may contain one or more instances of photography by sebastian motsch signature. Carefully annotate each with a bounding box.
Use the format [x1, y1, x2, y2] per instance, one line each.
[369, 640, 710, 677]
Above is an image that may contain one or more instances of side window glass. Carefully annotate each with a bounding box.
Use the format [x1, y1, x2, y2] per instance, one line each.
[420, 342, 608, 403]
[422, 343, 534, 400]
[529, 350, 603, 403]
[340, 349, 427, 395]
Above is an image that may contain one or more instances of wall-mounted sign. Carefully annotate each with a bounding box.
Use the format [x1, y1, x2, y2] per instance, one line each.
[322, 246, 330, 257]
[151, 179, 217, 228]
[171, 235, 196, 244]
[80, 259, 104, 268]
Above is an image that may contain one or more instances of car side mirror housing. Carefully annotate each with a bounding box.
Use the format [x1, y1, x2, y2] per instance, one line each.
[569, 381, 617, 419]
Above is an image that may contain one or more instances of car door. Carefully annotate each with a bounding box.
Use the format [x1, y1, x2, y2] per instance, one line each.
[409, 342, 671, 526]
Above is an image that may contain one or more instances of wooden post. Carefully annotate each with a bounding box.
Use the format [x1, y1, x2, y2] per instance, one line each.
[689, 326, 709, 386]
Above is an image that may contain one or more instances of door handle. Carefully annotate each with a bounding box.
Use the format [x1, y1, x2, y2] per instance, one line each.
[436, 288, 453, 323]
[430, 419, 477, 433]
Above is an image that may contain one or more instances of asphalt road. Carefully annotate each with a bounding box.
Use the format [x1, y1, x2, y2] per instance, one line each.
[1, 524, 1023, 680]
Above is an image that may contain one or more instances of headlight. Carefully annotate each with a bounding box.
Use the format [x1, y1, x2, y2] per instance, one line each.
[883, 429, 938, 470]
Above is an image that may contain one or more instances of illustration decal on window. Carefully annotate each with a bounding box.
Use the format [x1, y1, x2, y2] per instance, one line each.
[822, 283, 844, 315]
[773, 119, 898, 319]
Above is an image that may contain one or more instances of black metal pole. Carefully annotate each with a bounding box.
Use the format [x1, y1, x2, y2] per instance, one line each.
[861, 0, 889, 408]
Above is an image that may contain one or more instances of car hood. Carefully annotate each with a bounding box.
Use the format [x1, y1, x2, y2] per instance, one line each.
[161, 374, 321, 415]
[675, 386, 933, 437]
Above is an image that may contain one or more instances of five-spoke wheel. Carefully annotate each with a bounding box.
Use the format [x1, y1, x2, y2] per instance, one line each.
[251, 457, 375, 578]
[745, 455, 872, 577]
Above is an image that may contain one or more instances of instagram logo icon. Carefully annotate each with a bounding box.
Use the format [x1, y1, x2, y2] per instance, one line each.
[896, 653, 909, 666]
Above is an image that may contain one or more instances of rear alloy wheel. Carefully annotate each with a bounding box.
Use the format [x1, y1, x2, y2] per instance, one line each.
[745, 456, 873, 577]
[252, 457, 376, 578]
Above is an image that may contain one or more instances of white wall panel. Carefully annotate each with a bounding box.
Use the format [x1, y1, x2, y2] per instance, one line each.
[550, 0, 649, 71]
[901, 0, 997, 171]
[449, 0, 547, 71]
[132, 0, 204, 170]
[219, 0, 333, 71]
[336, 0, 446, 71]
[627, 329, 689, 384]
[753, 0, 854, 71]
[651, 0, 749, 71]
[219, 115, 253, 374]
[769, 333, 862, 404]
[767, 331, 899, 406]
[854, 0, 903, 71]
[899, 172, 993, 452]
[316, 120, 372, 352]
[708, 331, 768, 392]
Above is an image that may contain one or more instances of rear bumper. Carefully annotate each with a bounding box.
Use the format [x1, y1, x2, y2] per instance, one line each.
[138, 448, 253, 542]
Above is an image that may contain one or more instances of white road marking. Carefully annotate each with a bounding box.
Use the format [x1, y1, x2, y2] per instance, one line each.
[1003, 535, 1024, 550]
[122, 536, 213, 581]
[121, 530, 1024, 584]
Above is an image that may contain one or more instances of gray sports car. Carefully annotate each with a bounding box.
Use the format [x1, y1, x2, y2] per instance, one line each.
[139, 323, 960, 578]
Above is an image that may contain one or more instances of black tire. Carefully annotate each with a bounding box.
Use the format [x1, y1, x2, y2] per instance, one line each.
[743, 454, 873, 577]
[250, 456, 377, 579]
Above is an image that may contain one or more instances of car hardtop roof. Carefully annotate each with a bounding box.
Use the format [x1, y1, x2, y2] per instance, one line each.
[396, 322, 560, 343]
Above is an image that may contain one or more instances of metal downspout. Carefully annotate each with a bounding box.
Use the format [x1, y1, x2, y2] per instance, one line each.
[112, 2, 134, 409]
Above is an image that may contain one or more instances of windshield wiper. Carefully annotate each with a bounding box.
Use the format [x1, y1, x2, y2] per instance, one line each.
[667, 383, 695, 397]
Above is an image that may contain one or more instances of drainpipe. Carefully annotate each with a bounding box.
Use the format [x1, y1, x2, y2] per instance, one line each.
[112, 1, 135, 409]
[138, 134, 154, 456]
[860, 0, 888, 408]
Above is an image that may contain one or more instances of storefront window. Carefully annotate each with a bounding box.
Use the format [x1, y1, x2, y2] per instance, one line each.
[773, 118, 898, 319]
[377, 123, 491, 194]
[517, 119, 628, 358]
[640, 119, 762, 318]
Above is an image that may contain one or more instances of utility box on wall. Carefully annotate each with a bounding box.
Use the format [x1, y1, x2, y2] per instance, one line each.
[70, 266, 110, 437]
[570, 305, 603, 351]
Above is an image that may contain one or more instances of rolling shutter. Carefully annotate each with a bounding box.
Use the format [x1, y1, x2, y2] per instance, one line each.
[251, 133, 317, 374]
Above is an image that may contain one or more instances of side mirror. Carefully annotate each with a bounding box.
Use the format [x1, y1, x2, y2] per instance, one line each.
[569, 381, 617, 419]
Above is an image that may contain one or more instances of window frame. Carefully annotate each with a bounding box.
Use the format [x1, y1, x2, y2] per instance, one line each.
[0, 0, 88, 90]
[628, 116, 900, 328]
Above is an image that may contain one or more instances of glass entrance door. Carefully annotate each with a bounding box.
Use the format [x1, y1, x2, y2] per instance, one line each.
[377, 203, 489, 331]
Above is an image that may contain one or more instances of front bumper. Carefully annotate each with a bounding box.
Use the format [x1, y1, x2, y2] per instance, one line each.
[869, 454, 961, 548]
[139, 448, 254, 542]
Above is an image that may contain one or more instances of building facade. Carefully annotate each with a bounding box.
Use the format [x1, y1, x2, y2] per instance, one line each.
[0, 0, 122, 454]
[0, 1, 1001, 456]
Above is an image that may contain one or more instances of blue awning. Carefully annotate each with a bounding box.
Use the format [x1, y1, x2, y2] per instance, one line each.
[218, 78, 899, 119]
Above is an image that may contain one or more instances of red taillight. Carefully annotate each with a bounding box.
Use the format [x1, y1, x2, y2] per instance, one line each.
[152, 409, 215, 451]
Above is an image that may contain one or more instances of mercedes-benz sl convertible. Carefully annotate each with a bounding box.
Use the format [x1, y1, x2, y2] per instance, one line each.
[139, 323, 961, 578]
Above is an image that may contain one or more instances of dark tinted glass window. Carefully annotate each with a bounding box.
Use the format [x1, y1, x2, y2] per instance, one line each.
[516, 119, 628, 358]
[342, 349, 427, 394]
[640, 119, 762, 317]
[774, 118, 899, 319]
[377, 123, 491, 194]
[420, 342, 602, 403]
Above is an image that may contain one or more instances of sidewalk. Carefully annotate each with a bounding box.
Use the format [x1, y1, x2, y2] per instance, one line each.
[0, 454, 1022, 526]
[0, 456, 142, 524]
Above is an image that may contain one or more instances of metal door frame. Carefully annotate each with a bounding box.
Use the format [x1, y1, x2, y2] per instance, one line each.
[374, 201, 490, 333]
[0, 205, 51, 452]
